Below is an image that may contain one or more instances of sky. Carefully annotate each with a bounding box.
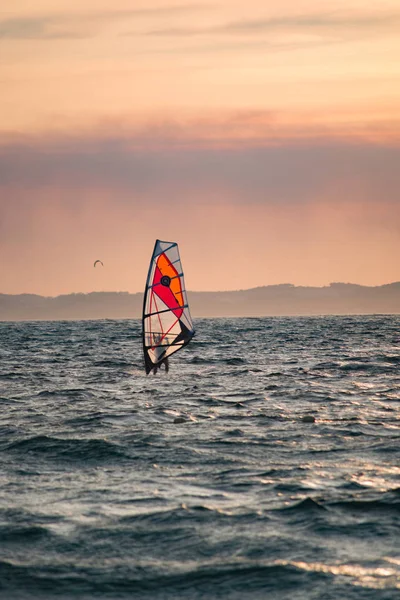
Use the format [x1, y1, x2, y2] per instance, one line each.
[0, 0, 399, 295]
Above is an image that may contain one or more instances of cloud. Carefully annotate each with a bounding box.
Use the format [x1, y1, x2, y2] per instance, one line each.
[0, 17, 84, 40]
[222, 11, 400, 34]
[143, 9, 400, 47]
[0, 5, 210, 40]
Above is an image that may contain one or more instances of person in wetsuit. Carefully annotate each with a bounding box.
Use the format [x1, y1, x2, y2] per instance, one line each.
[152, 356, 169, 375]
[151, 332, 169, 374]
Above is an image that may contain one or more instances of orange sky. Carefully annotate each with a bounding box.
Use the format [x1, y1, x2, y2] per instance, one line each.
[0, 1, 399, 294]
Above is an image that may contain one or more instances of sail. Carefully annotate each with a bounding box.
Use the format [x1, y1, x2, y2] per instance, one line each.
[142, 239, 195, 374]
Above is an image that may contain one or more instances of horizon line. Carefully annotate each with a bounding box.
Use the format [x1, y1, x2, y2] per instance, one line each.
[1, 280, 399, 298]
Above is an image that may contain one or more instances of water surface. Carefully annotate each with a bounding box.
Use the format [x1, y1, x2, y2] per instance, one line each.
[0, 316, 399, 599]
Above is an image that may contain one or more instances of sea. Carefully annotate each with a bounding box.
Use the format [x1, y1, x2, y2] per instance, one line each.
[0, 315, 399, 600]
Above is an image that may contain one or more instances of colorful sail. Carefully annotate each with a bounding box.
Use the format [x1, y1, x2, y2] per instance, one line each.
[142, 240, 195, 374]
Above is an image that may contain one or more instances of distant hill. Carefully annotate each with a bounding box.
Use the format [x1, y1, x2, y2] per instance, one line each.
[0, 283, 399, 321]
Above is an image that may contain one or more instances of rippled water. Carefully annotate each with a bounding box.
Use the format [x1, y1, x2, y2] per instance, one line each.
[0, 316, 399, 599]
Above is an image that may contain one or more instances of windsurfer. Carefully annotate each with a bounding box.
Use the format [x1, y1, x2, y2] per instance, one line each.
[142, 240, 195, 375]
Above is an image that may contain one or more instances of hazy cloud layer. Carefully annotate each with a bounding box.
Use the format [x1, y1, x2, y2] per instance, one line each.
[1, 129, 399, 207]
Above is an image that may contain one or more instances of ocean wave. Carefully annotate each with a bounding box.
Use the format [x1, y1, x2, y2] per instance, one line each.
[189, 356, 213, 364]
[0, 524, 52, 544]
[331, 498, 400, 514]
[6, 435, 128, 462]
[94, 359, 133, 368]
[225, 357, 247, 366]
[0, 559, 326, 598]
[36, 388, 96, 400]
[278, 497, 327, 513]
